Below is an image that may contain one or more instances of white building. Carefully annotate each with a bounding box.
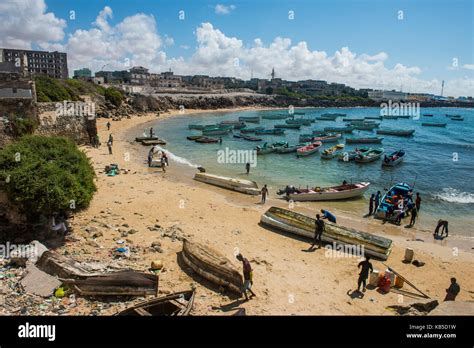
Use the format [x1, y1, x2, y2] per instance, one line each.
[368, 90, 408, 101]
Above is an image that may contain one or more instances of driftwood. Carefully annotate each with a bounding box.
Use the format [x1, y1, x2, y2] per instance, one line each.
[181, 239, 243, 294]
[383, 263, 430, 299]
[36, 251, 107, 279]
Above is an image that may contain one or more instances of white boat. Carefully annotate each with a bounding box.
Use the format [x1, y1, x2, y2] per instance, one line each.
[194, 173, 260, 195]
[287, 182, 370, 201]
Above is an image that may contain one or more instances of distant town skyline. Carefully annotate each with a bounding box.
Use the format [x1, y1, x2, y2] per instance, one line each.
[0, 0, 472, 96]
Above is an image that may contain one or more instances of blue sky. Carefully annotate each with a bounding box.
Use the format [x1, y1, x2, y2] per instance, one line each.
[1, 0, 472, 95]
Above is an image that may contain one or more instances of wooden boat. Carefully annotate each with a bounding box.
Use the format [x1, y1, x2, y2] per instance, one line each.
[312, 133, 342, 143]
[355, 148, 384, 163]
[181, 240, 243, 294]
[423, 114, 434, 117]
[296, 141, 322, 157]
[274, 124, 301, 129]
[238, 116, 260, 123]
[187, 135, 203, 141]
[319, 113, 343, 120]
[324, 126, 353, 133]
[382, 149, 405, 167]
[346, 137, 383, 144]
[322, 113, 345, 117]
[342, 117, 365, 122]
[242, 135, 262, 142]
[240, 126, 264, 133]
[376, 129, 415, 137]
[202, 127, 232, 136]
[287, 182, 370, 201]
[219, 121, 246, 129]
[141, 139, 166, 146]
[135, 136, 159, 142]
[261, 114, 290, 120]
[293, 111, 306, 115]
[352, 123, 379, 131]
[260, 207, 393, 260]
[445, 114, 460, 117]
[300, 134, 315, 142]
[397, 115, 411, 119]
[422, 122, 446, 127]
[115, 290, 195, 316]
[382, 115, 399, 120]
[195, 137, 219, 143]
[338, 147, 370, 161]
[320, 144, 345, 159]
[275, 143, 308, 154]
[188, 124, 217, 130]
[315, 117, 337, 121]
[255, 129, 285, 135]
[286, 119, 312, 126]
[451, 117, 464, 121]
[194, 172, 260, 195]
[374, 182, 412, 220]
[365, 116, 383, 120]
[255, 143, 275, 155]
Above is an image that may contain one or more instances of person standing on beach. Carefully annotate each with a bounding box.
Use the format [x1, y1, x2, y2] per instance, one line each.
[261, 184, 268, 204]
[311, 214, 325, 249]
[415, 192, 422, 211]
[236, 253, 256, 301]
[368, 194, 375, 215]
[162, 152, 168, 166]
[409, 206, 418, 227]
[108, 133, 113, 145]
[245, 162, 250, 175]
[444, 278, 460, 301]
[95, 134, 100, 148]
[219, 137, 223, 145]
[434, 219, 449, 239]
[106, 121, 111, 131]
[375, 191, 381, 211]
[107, 139, 113, 155]
[149, 127, 154, 138]
[161, 156, 167, 173]
[357, 256, 373, 293]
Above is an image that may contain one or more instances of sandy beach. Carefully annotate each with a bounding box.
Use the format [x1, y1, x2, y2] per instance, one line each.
[63, 108, 473, 315]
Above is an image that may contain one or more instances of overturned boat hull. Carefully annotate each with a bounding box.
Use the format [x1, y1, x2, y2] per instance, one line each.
[194, 172, 260, 195]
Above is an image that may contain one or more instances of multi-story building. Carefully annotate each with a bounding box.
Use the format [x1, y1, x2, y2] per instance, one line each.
[368, 90, 408, 101]
[73, 68, 92, 79]
[0, 48, 68, 79]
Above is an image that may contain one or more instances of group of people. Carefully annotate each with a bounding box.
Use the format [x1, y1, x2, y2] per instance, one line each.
[368, 189, 422, 227]
[310, 209, 336, 250]
[147, 145, 168, 172]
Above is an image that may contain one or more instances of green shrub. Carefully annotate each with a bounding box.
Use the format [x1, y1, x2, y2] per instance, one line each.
[0, 136, 96, 221]
[10, 117, 38, 136]
[104, 87, 124, 107]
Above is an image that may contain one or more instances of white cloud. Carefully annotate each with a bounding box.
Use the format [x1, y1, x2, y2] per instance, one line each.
[215, 4, 236, 15]
[462, 64, 474, 71]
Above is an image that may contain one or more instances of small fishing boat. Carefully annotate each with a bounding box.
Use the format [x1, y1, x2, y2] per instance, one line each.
[342, 117, 365, 122]
[275, 143, 308, 154]
[320, 144, 345, 159]
[135, 136, 159, 142]
[260, 207, 393, 260]
[242, 135, 262, 142]
[115, 290, 195, 316]
[338, 147, 370, 161]
[374, 182, 413, 221]
[300, 134, 315, 142]
[396, 115, 411, 119]
[293, 111, 306, 115]
[202, 127, 232, 136]
[261, 114, 290, 120]
[346, 137, 383, 144]
[445, 114, 460, 117]
[315, 117, 337, 121]
[320, 113, 344, 119]
[382, 115, 399, 120]
[355, 148, 384, 163]
[219, 121, 246, 129]
[181, 240, 243, 294]
[324, 126, 353, 133]
[194, 172, 260, 195]
[286, 119, 312, 126]
[296, 141, 322, 157]
[312, 133, 342, 143]
[187, 135, 203, 141]
[451, 117, 464, 121]
[421, 122, 447, 127]
[141, 138, 166, 146]
[274, 123, 301, 129]
[284, 181, 370, 201]
[188, 124, 218, 130]
[376, 129, 415, 137]
[255, 129, 285, 135]
[352, 123, 379, 131]
[195, 137, 220, 143]
[423, 114, 434, 117]
[365, 116, 383, 120]
[255, 142, 275, 155]
[238, 116, 260, 123]
[240, 126, 265, 133]
[382, 149, 405, 167]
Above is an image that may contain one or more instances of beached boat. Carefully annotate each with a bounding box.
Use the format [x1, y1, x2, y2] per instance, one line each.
[194, 172, 260, 195]
[195, 137, 219, 143]
[275, 143, 308, 154]
[286, 119, 312, 126]
[324, 126, 353, 133]
[312, 133, 342, 143]
[382, 149, 405, 167]
[421, 122, 447, 127]
[202, 127, 232, 136]
[115, 290, 195, 316]
[355, 148, 384, 163]
[376, 129, 415, 137]
[296, 141, 322, 157]
[346, 137, 383, 144]
[320, 144, 345, 159]
[141, 139, 166, 146]
[238, 116, 260, 123]
[187, 135, 203, 141]
[337, 147, 370, 161]
[242, 135, 262, 142]
[255, 129, 285, 135]
[260, 207, 393, 260]
[135, 136, 159, 142]
[274, 123, 301, 129]
[240, 126, 265, 133]
[286, 182, 370, 201]
[181, 240, 243, 294]
[374, 182, 413, 220]
[261, 114, 290, 120]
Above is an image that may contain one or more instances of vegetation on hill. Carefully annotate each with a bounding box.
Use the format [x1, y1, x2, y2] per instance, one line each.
[0, 136, 96, 221]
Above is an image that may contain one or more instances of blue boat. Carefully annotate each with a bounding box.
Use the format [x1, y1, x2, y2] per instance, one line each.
[255, 129, 285, 135]
[374, 183, 413, 221]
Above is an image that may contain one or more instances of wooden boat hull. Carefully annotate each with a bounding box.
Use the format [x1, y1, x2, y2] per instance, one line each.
[260, 207, 392, 260]
[288, 182, 370, 201]
[202, 128, 232, 136]
[255, 129, 285, 135]
[238, 117, 260, 123]
[296, 142, 322, 157]
[376, 129, 415, 137]
[135, 136, 159, 142]
[181, 240, 243, 294]
[374, 182, 412, 220]
[194, 172, 260, 195]
[274, 124, 301, 129]
[346, 137, 383, 144]
[324, 127, 353, 133]
[242, 136, 262, 142]
[422, 123, 446, 127]
[240, 127, 264, 133]
[355, 148, 384, 163]
[195, 137, 219, 143]
[141, 139, 166, 146]
[115, 290, 195, 316]
[286, 119, 312, 126]
[338, 148, 370, 161]
[313, 134, 342, 143]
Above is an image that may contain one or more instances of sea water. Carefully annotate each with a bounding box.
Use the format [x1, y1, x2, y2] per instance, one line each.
[142, 107, 474, 238]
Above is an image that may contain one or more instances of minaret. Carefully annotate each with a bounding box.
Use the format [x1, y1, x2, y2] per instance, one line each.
[271, 67, 275, 80]
[441, 80, 444, 97]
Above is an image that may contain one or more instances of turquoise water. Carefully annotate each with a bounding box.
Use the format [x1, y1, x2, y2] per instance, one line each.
[142, 107, 474, 237]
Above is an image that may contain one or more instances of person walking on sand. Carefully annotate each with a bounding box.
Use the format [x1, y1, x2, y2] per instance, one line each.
[375, 190, 381, 211]
[108, 133, 113, 145]
[107, 139, 113, 155]
[415, 192, 422, 211]
[357, 256, 373, 293]
[162, 152, 169, 166]
[106, 121, 111, 131]
[311, 214, 325, 249]
[434, 219, 449, 239]
[368, 194, 375, 215]
[409, 206, 418, 227]
[261, 184, 268, 204]
[444, 277, 460, 301]
[161, 156, 167, 173]
[236, 253, 256, 301]
[245, 162, 250, 175]
[95, 134, 100, 148]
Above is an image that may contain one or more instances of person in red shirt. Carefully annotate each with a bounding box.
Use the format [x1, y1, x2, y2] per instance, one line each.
[236, 253, 256, 301]
[415, 192, 422, 211]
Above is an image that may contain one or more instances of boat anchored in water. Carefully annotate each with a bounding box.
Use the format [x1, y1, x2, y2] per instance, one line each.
[376, 129, 415, 137]
[355, 148, 385, 163]
[382, 149, 405, 167]
[296, 141, 322, 157]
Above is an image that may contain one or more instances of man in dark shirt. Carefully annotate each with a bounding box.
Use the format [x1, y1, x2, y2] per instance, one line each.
[236, 253, 256, 301]
[409, 206, 418, 227]
[357, 256, 373, 292]
[444, 277, 460, 301]
[311, 214, 325, 249]
[369, 194, 375, 215]
[245, 162, 250, 175]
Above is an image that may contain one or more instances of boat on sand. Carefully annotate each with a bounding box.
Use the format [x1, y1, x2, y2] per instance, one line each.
[282, 182, 370, 201]
[260, 207, 393, 260]
[194, 172, 260, 195]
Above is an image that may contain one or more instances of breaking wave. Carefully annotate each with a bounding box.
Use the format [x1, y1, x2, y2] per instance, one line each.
[153, 146, 200, 168]
[434, 188, 474, 204]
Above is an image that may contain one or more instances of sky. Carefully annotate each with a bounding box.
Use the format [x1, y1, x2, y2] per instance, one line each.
[0, 0, 473, 96]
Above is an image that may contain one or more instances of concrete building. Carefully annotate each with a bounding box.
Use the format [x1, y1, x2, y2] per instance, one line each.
[368, 90, 408, 101]
[0, 48, 68, 79]
[73, 68, 92, 79]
